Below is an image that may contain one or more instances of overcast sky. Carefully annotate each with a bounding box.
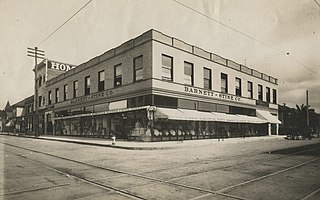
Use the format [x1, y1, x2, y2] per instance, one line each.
[0, 0, 319, 112]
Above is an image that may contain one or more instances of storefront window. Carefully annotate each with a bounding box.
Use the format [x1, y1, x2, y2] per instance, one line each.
[154, 95, 178, 108]
[178, 99, 197, 110]
[198, 102, 216, 112]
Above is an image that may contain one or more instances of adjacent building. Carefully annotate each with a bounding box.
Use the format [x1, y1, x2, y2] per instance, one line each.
[43, 29, 280, 141]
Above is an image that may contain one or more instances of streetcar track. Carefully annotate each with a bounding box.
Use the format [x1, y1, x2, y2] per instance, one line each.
[2, 141, 320, 200]
[9, 152, 147, 200]
[1, 183, 71, 196]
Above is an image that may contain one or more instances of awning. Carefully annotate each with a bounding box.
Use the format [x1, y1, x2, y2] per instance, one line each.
[154, 107, 267, 124]
[154, 108, 215, 121]
[256, 110, 281, 124]
[211, 112, 244, 123]
[236, 114, 268, 124]
[6, 120, 14, 126]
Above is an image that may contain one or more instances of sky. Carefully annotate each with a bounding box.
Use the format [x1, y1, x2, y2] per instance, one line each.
[0, 0, 319, 112]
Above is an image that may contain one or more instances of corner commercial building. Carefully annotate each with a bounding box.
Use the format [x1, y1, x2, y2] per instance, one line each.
[42, 29, 280, 141]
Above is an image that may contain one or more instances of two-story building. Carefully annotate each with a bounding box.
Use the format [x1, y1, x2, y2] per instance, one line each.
[44, 29, 280, 141]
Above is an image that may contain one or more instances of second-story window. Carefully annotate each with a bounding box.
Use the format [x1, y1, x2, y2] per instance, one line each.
[73, 80, 78, 98]
[55, 88, 59, 103]
[273, 89, 277, 104]
[39, 76, 42, 87]
[162, 54, 173, 81]
[184, 61, 194, 85]
[266, 87, 270, 102]
[114, 64, 122, 86]
[247, 81, 253, 98]
[64, 84, 68, 101]
[235, 77, 241, 96]
[48, 90, 52, 105]
[221, 73, 228, 93]
[134, 56, 143, 81]
[85, 76, 90, 95]
[98, 70, 105, 91]
[258, 84, 263, 101]
[38, 96, 42, 107]
[203, 68, 212, 89]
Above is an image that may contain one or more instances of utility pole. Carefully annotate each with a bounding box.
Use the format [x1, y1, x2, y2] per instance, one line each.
[306, 90, 309, 127]
[27, 47, 45, 137]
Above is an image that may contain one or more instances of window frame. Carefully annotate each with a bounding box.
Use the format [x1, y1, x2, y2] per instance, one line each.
[247, 81, 253, 99]
[258, 84, 263, 101]
[55, 88, 59, 103]
[134, 55, 143, 82]
[203, 67, 212, 89]
[63, 84, 68, 101]
[266, 87, 271, 102]
[98, 70, 105, 91]
[48, 90, 52, 105]
[161, 54, 173, 81]
[84, 76, 90, 95]
[73, 80, 78, 98]
[235, 77, 242, 96]
[184, 61, 194, 86]
[221, 73, 228, 93]
[272, 89, 277, 104]
[114, 64, 122, 87]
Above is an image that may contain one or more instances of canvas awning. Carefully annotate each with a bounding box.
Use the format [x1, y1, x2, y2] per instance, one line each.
[256, 109, 281, 124]
[154, 108, 215, 121]
[154, 107, 268, 124]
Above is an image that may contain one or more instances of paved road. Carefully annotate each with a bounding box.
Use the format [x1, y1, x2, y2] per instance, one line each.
[1, 135, 320, 200]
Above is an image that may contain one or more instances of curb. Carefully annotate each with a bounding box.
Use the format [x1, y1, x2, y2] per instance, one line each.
[0, 133, 170, 150]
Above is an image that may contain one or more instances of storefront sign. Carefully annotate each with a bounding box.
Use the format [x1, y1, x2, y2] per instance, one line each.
[48, 61, 75, 72]
[184, 86, 241, 102]
[71, 90, 113, 104]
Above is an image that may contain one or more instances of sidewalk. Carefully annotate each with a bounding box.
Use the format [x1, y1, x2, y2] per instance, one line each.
[0, 132, 289, 150]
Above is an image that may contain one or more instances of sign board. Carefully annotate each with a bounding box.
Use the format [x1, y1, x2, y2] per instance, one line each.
[47, 61, 75, 72]
[71, 90, 114, 105]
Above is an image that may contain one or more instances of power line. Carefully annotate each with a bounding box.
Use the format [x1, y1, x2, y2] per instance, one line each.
[314, 0, 320, 8]
[37, 0, 93, 46]
[170, 0, 320, 78]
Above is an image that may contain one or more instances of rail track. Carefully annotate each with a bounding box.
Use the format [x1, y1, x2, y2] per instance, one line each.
[2, 140, 320, 200]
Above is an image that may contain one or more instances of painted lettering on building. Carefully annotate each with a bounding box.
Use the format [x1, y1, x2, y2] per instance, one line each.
[184, 86, 241, 102]
[49, 61, 75, 72]
[71, 90, 113, 104]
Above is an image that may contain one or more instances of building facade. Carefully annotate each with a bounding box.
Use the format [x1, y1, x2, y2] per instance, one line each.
[35, 59, 76, 135]
[44, 29, 280, 141]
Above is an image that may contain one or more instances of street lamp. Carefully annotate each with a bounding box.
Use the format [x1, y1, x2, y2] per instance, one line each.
[27, 47, 45, 137]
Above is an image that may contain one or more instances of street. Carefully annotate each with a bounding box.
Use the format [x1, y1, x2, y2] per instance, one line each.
[1, 135, 320, 200]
